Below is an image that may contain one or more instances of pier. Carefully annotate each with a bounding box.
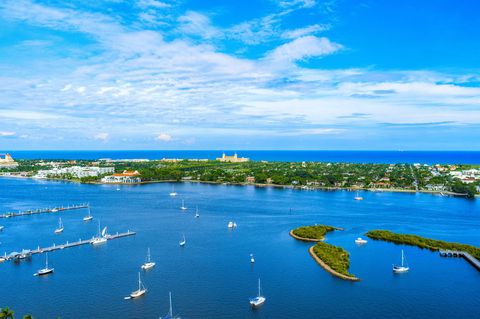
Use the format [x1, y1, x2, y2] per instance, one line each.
[439, 250, 480, 271]
[2, 231, 136, 261]
[0, 203, 89, 219]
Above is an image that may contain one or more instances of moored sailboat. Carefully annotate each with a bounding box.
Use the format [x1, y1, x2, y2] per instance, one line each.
[249, 278, 266, 308]
[54, 218, 64, 234]
[141, 248, 155, 270]
[180, 200, 187, 211]
[393, 249, 409, 273]
[162, 292, 181, 319]
[91, 221, 107, 245]
[83, 207, 93, 221]
[34, 253, 54, 276]
[179, 234, 186, 247]
[127, 272, 147, 299]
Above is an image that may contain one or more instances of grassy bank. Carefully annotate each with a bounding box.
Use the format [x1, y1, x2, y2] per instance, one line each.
[312, 242, 357, 279]
[366, 230, 480, 260]
[291, 225, 337, 241]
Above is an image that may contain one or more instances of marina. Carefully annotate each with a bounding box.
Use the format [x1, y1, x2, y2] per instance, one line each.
[0, 203, 89, 219]
[439, 250, 480, 271]
[2, 231, 136, 261]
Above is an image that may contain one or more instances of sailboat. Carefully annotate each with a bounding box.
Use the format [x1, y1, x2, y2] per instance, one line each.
[180, 200, 187, 211]
[162, 292, 181, 319]
[54, 218, 64, 234]
[393, 249, 409, 273]
[354, 191, 363, 201]
[91, 221, 107, 245]
[355, 237, 368, 244]
[83, 207, 93, 222]
[126, 272, 147, 299]
[0, 225, 4, 231]
[34, 253, 54, 276]
[179, 234, 186, 247]
[141, 248, 156, 270]
[250, 253, 255, 263]
[228, 221, 237, 229]
[169, 186, 177, 197]
[195, 206, 200, 218]
[249, 278, 266, 308]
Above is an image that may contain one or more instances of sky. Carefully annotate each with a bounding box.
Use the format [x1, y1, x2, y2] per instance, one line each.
[0, 0, 479, 150]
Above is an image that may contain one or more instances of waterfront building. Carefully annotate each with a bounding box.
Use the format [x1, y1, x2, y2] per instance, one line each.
[0, 153, 18, 168]
[101, 170, 141, 183]
[216, 153, 249, 163]
[35, 166, 114, 179]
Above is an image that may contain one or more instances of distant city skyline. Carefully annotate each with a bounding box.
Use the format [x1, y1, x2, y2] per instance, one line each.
[0, 0, 479, 150]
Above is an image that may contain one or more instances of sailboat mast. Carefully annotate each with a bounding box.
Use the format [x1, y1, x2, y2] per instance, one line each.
[258, 279, 261, 297]
[169, 292, 173, 317]
[45, 253, 48, 268]
[138, 272, 141, 290]
[401, 250, 404, 267]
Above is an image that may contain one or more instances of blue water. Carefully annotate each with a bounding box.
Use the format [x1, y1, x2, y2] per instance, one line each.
[4, 150, 480, 164]
[0, 178, 479, 319]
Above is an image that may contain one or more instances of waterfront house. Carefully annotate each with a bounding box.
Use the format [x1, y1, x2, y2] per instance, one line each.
[101, 170, 141, 183]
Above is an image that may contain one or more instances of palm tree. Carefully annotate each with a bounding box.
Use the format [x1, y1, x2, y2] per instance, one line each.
[0, 307, 14, 319]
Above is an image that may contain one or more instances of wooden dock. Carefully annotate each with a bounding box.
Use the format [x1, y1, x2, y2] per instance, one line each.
[2, 231, 136, 261]
[0, 203, 89, 219]
[439, 250, 480, 271]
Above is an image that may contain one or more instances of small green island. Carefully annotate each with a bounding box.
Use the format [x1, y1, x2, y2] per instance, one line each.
[291, 225, 359, 281]
[366, 230, 480, 260]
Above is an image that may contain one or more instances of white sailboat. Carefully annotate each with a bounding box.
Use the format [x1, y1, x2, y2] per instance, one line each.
[127, 272, 147, 299]
[250, 253, 255, 263]
[54, 218, 64, 234]
[355, 237, 368, 244]
[195, 206, 200, 218]
[249, 278, 266, 308]
[354, 191, 363, 201]
[180, 200, 187, 211]
[179, 234, 186, 247]
[34, 253, 54, 276]
[0, 225, 4, 231]
[141, 248, 156, 270]
[169, 186, 177, 197]
[83, 207, 93, 222]
[228, 221, 237, 229]
[91, 221, 107, 245]
[162, 292, 181, 319]
[393, 249, 409, 273]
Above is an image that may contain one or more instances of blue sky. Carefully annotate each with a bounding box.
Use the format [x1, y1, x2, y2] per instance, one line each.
[0, 0, 479, 150]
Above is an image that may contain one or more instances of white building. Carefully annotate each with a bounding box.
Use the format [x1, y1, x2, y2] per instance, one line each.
[35, 166, 114, 179]
[101, 170, 141, 183]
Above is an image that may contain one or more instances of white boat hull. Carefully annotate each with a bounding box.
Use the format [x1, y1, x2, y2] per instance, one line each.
[250, 296, 266, 308]
[141, 262, 156, 270]
[91, 237, 107, 245]
[130, 289, 147, 299]
[35, 268, 54, 276]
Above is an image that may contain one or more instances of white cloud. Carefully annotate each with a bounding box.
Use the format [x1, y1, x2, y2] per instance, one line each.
[281, 24, 330, 39]
[266, 36, 343, 64]
[178, 11, 222, 39]
[155, 133, 172, 142]
[137, 0, 171, 9]
[94, 132, 109, 141]
[0, 131, 16, 137]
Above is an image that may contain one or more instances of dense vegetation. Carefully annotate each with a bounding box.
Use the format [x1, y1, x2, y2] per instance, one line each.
[366, 230, 480, 259]
[3, 159, 479, 197]
[292, 225, 336, 240]
[0, 307, 33, 319]
[312, 242, 355, 278]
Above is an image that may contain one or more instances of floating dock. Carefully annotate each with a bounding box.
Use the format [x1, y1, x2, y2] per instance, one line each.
[439, 250, 480, 271]
[1, 231, 136, 261]
[0, 203, 89, 219]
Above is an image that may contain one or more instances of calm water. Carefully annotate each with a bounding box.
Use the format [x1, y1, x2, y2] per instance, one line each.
[5, 150, 480, 164]
[0, 177, 479, 319]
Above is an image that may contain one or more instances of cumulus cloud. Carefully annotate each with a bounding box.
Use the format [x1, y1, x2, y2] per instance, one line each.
[178, 11, 222, 39]
[155, 133, 172, 142]
[94, 132, 109, 141]
[0, 131, 16, 137]
[266, 36, 343, 64]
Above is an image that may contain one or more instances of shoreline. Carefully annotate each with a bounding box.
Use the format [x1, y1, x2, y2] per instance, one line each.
[289, 230, 325, 242]
[308, 246, 360, 282]
[0, 174, 475, 197]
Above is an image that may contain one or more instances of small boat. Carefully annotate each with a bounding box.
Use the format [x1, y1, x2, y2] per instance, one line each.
[141, 248, 156, 270]
[91, 221, 108, 246]
[180, 200, 187, 211]
[354, 191, 363, 201]
[393, 249, 409, 273]
[34, 253, 54, 276]
[0, 252, 7, 263]
[169, 186, 177, 197]
[250, 253, 255, 263]
[161, 292, 181, 319]
[54, 218, 64, 234]
[116, 187, 120, 191]
[228, 221, 237, 229]
[83, 207, 93, 222]
[126, 272, 147, 299]
[355, 237, 368, 244]
[0, 226, 4, 231]
[195, 206, 200, 218]
[179, 234, 186, 247]
[249, 278, 266, 308]
[51, 208, 58, 213]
